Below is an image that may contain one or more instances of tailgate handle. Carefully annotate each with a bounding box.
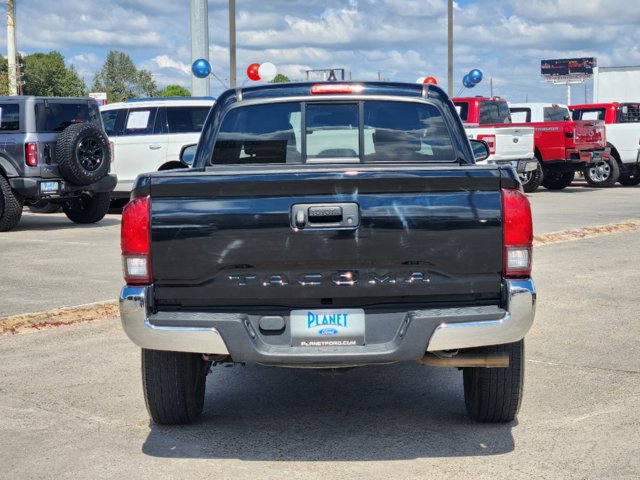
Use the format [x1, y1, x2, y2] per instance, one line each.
[291, 203, 359, 230]
[308, 206, 343, 223]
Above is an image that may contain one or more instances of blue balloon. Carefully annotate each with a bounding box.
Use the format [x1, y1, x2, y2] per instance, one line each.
[463, 74, 476, 89]
[469, 68, 483, 84]
[191, 58, 211, 79]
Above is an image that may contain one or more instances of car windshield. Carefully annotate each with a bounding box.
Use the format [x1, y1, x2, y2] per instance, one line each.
[479, 101, 511, 124]
[543, 106, 570, 121]
[35, 102, 102, 132]
[572, 108, 605, 121]
[211, 100, 455, 164]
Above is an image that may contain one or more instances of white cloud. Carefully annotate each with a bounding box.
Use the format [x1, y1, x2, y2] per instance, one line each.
[2, 0, 637, 103]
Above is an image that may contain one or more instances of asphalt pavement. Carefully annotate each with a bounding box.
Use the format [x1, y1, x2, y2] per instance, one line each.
[1, 229, 638, 479]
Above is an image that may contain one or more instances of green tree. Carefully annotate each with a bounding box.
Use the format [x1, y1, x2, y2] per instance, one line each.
[22, 51, 87, 97]
[0, 55, 8, 96]
[270, 73, 291, 83]
[92, 51, 158, 103]
[158, 84, 191, 97]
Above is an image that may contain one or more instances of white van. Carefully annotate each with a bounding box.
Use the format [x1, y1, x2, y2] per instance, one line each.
[100, 97, 215, 199]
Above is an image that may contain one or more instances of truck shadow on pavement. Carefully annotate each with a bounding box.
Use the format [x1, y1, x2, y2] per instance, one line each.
[142, 363, 515, 460]
[12, 213, 120, 231]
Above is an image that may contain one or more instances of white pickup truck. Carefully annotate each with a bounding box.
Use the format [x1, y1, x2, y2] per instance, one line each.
[463, 125, 536, 178]
[570, 102, 640, 186]
[453, 98, 537, 186]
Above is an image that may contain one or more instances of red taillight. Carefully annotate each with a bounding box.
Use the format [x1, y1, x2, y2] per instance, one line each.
[502, 188, 533, 278]
[310, 84, 361, 95]
[25, 143, 38, 166]
[477, 134, 496, 155]
[121, 195, 151, 285]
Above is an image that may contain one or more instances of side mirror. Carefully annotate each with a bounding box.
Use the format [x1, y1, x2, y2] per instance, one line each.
[469, 139, 490, 162]
[180, 144, 198, 166]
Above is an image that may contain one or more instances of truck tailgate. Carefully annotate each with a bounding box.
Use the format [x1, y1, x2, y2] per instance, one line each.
[573, 120, 606, 150]
[149, 166, 506, 308]
[465, 125, 534, 160]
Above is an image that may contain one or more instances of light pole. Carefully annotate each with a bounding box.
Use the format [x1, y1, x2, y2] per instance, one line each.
[7, 0, 18, 96]
[447, 0, 453, 97]
[190, 0, 210, 96]
[229, 0, 236, 88]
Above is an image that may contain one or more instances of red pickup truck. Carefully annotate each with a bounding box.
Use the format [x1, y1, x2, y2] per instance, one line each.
[454, 97, 610, 191]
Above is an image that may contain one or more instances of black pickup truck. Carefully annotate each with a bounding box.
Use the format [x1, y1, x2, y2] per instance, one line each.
[119, 82, 536, 425]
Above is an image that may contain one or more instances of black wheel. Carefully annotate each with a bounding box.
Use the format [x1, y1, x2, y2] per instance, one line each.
[56, 123, 111, 186]
[28, 200, 62, 214]
[541, 169, 575, 190]
[142, 349, 211, 425]
[520, 158, 543, 193]
[62, 192, 111, 224]
[583, 157, 620, 187]
[463, 339, 525, 423]
[0, 175, 23, 232]
[618, 167, 640, 186]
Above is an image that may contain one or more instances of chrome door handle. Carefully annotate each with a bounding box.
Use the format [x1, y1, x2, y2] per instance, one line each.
[149, 145, 162, 150]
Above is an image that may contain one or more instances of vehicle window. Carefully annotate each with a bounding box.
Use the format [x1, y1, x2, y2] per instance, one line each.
[572, 109, 605, 121]
[479, 101, 511, 124]
[166, 106, 211, 133]
[619, 104, 640, 123]
[211, 100, 455, 165]
[0, 104, 20, 131]
[213, 102, 301, 164]
[35, 102, 101, 132]
[306, 104, 359, 160]
[510, 108, 531, 123]
[454, 102, 469, 122]
[363, 101, 454, 162]
[543, 106, 570, 121]
[123, 108, 157, 136]
[101, 109, 124, 136]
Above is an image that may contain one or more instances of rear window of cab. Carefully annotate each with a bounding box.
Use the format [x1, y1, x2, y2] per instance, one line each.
[35, 102, 101, 132]
[211, 100, 455, 165]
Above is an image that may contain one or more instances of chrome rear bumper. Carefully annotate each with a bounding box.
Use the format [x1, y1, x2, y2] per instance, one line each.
[120, 279, 536, 360]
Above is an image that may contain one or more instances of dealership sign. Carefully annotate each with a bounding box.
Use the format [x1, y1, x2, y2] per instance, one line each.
[541, 58, 596, 79]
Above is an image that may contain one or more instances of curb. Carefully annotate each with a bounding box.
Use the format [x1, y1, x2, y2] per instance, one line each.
[534, 220, 640, 246]
[1, 300, 119, 336]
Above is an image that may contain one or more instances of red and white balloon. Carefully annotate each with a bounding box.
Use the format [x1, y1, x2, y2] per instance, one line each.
[246, 62, 278, 82]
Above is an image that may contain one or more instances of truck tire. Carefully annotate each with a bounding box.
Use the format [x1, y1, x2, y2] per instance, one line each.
[520, 158, 543, 193]
[541, 169, 574, 190]
[618, 168, 640, 186]
[142, 348, 211, 425]
[29, 200, 62, 214]
[56, 123, 111, 186]
[0, 175, 23, 231]
[62, 192, 111, 224]
[583, 157, 619, 188]
[463, 339, 524, 423]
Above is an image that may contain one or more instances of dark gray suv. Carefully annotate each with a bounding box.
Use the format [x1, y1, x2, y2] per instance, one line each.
[0, 96, 117, 231]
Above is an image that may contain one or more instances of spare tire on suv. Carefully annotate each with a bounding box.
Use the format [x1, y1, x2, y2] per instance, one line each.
[56, 123, 111, 186]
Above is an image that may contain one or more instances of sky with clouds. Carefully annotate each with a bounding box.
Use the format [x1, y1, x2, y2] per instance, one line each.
[2, 0, 639, 103]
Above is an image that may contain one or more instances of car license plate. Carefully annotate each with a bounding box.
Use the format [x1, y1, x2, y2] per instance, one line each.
[40, 181, 59, 194]
[290, 308, 365, 347]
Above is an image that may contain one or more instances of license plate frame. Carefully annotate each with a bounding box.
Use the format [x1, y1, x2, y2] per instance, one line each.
[290, 308, 365, 347]
[40, 181, 59, 194]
